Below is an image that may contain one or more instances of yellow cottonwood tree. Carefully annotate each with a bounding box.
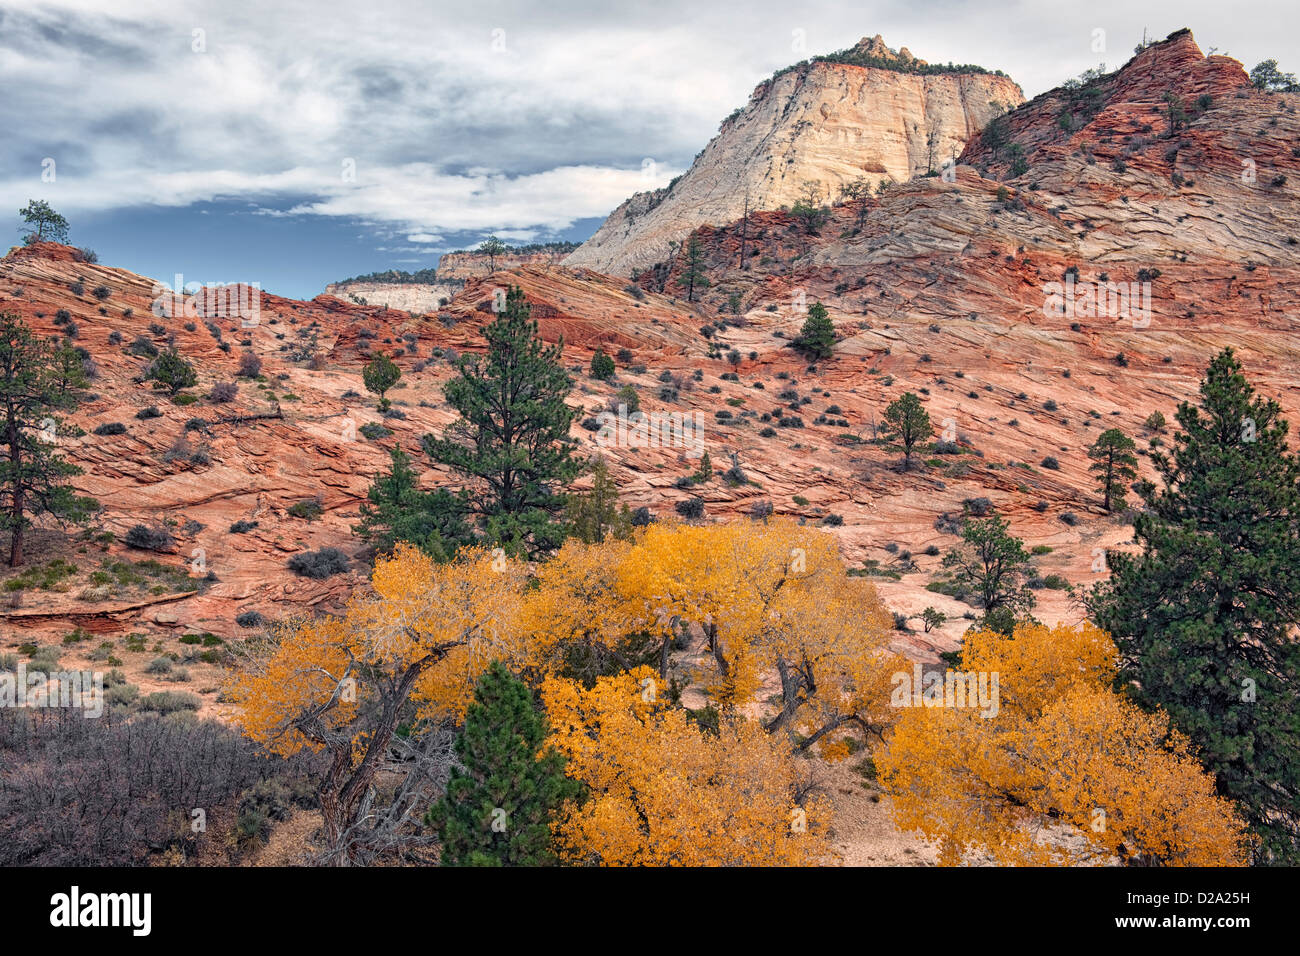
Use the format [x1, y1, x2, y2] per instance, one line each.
[879, 621, 1249, 866]
[228, 543, 528, 860]
[541, 668, 834, 865]
[518, 536, 652, 683]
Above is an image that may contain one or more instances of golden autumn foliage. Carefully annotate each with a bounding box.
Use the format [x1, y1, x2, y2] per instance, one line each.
[878, 621, 1250, 866]
[516, 520, 901, 754]
[541, 668, 835, 866]
[229, 543, 529, 757]
[226, 543, 530, 857]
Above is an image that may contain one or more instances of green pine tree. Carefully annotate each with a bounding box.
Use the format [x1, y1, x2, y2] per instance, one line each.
[427, 661, 581, 866]
[148, 347, 197, 395]
[675, 234, 710, 303]
[18, 200, 69, 245]
[1088, 427, 1138, 511]
[564, 456, 631, 545]
[795, 302, 835, 360]
[881, 391, 933, 468]
[421, 285, 582, 558]
[589, 348, 615, 381]
[1088, 348, 1300, 863]
[362, 352, 401, 411]
[942, 512, 1035, 634]
[352, 446, 474, 560]
[0, 312, 98, 566]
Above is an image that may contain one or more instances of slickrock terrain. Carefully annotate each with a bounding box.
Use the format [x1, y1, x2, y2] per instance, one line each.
[2, 29, 1297, 715]
[565, 35, 1024, 276]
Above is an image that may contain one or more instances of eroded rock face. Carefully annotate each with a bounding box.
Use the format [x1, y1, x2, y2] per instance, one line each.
[565, 36, 1024, 277]
[323, 281, 458, 313]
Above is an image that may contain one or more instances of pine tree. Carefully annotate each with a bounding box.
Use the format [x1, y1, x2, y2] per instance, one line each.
[1088, 427, 1138, 511]
[881, 391, 933, 468]
[18, 200, 69, 245]
[147, 347, 197, 395]
[427, 661, 581, 866]
[675, 234, 710, 302]
[564, 456, 631, 544]
[352, 446, 473, 560]
[1089, 348, 1300, 862]
[795, 302, 835, 360]
[477, 235, 507, 272]
[421, 286, 582, 558]
[0, 312, 98, 566]
[362, 352, 401, 411]
[589, 348, 615, 381]
[942, 512, 1035, 634]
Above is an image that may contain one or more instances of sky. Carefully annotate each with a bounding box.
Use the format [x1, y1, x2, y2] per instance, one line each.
[2, 0, 1296, 298]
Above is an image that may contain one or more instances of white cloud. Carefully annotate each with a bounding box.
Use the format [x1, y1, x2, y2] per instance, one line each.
[1, 0, 1294, 241]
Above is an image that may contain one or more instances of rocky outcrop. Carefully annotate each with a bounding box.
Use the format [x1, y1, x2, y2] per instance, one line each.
[323, 280, 458, 313]
[324, 247, 576, 313]
[565, 36, 1024, 277]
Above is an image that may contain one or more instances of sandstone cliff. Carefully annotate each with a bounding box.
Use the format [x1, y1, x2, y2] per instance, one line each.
[565, 36, 1024, 277]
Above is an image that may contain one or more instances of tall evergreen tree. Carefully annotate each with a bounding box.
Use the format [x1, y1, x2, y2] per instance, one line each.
[421, 286, 582, 558]
[1088, 427, 1138, 511]
[795, 302, 836, 360]
[675, 233, 710, 303]
[0, 312, 98, 566]
[352, 446, 473, 560]
[942, 511, 1035, 634]
[881, 391, 933, 468]
[426, 661, 581, 866]
[1089, 348, 1300, 863]
[564, 456, 631, 544]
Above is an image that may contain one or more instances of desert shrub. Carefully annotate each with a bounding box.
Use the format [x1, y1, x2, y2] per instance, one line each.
[287, 499, 324, 521]
[146, 656, 173, 675]
[630, 507, 654, 527]
[1041, 456, 1061, 470]
[0, 707, 317, 865]
[674, 497, 704, 519]
[359, 422, 392, 440]
[209, 382, 238, 403]
[963, 497, 994, 517]
[128, 336, 159, 358]
[92, 285, 111, 300]
[92, 422, 126, 436]
[124, 524, 174, 552]
[287, 547, 350, 578]
[138, 691, 201, 714]
[235, 610, 266, 629]
[749, 500, 774, 520]
[1059, 511, 1079, 526]
[934, 512, 963, 535]
[237, 351, 262, 378]
[136, 405, 161, 420]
